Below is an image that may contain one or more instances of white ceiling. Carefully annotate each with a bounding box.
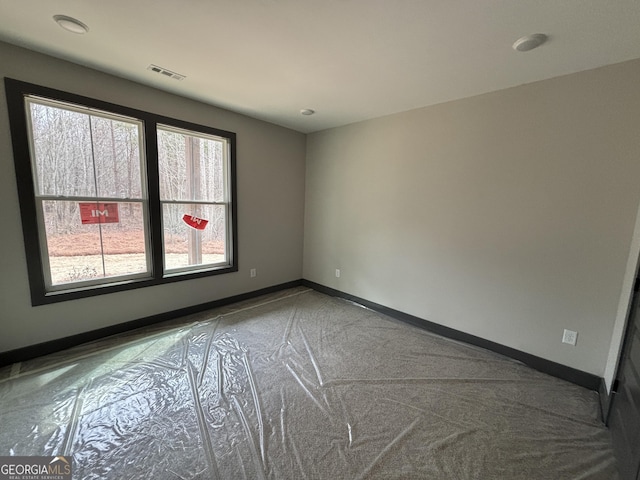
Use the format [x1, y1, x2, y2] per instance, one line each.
[1, 1, 640, 133]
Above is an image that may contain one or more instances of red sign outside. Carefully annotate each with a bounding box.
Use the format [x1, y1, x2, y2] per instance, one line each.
[79, 202, 120, 224]
[183, 214, 208, 230]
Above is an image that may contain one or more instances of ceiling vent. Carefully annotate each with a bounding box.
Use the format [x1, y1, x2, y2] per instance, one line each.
[147, 64, 186, 81]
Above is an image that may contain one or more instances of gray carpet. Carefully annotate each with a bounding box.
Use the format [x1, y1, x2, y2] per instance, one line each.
[0, 288, 618, 479]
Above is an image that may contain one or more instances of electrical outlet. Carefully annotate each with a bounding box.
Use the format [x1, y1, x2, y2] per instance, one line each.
[335, 269, 341, 278]
[250, 268, 256, 278]
[562, 329, 578, 346]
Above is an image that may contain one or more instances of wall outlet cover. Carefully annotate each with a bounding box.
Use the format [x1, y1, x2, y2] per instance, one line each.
[562, 329, 578, 346]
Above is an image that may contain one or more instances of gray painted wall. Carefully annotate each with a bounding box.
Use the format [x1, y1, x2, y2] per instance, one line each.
[0, 42, 306, 352]
[304, 59, 640, 377]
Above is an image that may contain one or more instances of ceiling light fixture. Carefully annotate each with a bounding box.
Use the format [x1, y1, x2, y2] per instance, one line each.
[300, 109, 315, 116]
[512, 33, 548, 52]
[53, 15, 89, 34]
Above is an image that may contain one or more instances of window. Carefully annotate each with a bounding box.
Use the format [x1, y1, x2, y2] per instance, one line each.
[5, 78, 237, 305]
[27, 97, 150, 289]
[157, 125, 230, 273]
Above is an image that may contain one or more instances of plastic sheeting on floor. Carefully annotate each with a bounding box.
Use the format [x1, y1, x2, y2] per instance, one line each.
[0, 288, 618, 479]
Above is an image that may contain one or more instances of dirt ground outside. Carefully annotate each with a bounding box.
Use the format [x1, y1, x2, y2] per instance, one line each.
[46, 230, 225, 284]
[49, 253, 226, 284]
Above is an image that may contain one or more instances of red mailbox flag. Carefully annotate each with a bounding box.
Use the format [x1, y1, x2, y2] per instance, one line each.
[183, 214, 208, 230]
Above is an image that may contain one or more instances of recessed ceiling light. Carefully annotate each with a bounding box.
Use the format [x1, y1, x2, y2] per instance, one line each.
[53, 15, 89, 34]
[512, 33, 548, 52]
[300, 109, 315, 116]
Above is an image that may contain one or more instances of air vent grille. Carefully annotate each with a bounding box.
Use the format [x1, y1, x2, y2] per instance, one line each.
[147, 64, 186, 81]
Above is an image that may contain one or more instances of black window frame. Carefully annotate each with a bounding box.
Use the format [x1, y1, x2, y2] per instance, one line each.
[4, 78, 238, 306]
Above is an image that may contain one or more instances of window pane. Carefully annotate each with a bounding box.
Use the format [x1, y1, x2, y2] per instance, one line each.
[90, 116, 143, 199]
[157, 127, 225, 202]
[42, 200, 149, 285]
[28, 100, 144, 200]
[162, 203, 226, 271]
[29, 102, 96, 197]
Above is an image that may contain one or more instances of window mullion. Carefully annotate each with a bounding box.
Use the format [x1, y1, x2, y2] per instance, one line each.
[144, 120, 164, 280]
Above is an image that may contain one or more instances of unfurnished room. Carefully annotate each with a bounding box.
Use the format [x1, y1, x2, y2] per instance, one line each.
[1, 1, 640, 479]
